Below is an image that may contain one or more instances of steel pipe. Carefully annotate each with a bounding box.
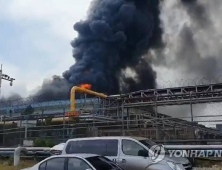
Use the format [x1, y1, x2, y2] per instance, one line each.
[70, 86, 107, 112]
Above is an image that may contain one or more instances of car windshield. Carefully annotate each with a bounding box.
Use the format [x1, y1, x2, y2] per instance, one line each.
[139, 140, 169, 155]
[65, 140, 118, 156]
[139, 140, 157, 148]
[86, 156, 122, 170]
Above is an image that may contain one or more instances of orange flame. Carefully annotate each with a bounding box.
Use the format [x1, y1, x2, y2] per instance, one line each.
[79, 83, 92, 89]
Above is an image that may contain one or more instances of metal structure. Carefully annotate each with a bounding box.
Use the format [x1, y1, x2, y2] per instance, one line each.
[105, 83, 222, 107]
[2, 83, 221, 110]
[96, 83, 222, 139]
[0, 64, 15, 95]
[99, 83, 222, 124]
[1, 83, 222, 146]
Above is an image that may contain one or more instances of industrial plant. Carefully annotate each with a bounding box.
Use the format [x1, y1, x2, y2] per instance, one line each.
[2, 0, 222, 169]
[0, 82, 222, 147]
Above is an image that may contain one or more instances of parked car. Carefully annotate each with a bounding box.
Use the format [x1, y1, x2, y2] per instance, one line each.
[61, 136, 192, 170]
[50, 143, 65, 155]
[21, 154, 123, 170]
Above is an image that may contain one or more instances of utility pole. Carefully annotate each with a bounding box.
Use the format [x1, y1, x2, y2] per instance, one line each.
[0, 64, 15, 95]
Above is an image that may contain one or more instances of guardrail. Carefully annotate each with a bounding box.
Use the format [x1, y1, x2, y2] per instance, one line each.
[165, 145, 222, 150]
[1, 145, 222, 166]
[0, 147, 51, 166]
[0, 147, 51, 159]
[1, 145, 222, 156]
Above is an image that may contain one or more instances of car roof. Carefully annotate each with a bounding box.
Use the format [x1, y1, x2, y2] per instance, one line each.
[132, 136, 148, 140]
[51, 153, 99, 159]
[67, 136, 148, 141]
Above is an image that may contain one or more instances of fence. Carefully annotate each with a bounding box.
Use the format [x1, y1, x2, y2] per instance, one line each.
[1, 113, 222, 147]
[1, 93, 222, 147]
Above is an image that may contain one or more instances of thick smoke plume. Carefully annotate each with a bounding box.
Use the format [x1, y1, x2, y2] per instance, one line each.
[180, 0, 211, 28]
[34, 76, 72, 101]
[152, 0, 222, 81]
[0, 93, 21, 102]
[176, 26, 218, 78]
[156, 0, 222, 119]
[63, 0, 162, 95]
[6, 0, 222, 102]
[1, 0, 162, 102]
[178, 0, 221, 79]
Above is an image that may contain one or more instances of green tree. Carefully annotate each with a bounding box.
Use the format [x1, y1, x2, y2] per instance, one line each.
[22, 105, 34, 115]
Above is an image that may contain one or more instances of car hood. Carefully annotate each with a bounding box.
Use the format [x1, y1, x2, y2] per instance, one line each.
[50, 143, 65, 151]
[163, 155, 190, 164]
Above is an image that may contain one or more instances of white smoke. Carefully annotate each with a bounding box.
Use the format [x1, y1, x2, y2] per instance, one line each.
[154, 0, 222, 127]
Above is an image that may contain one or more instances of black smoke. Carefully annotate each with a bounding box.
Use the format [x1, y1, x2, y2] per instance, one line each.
[34, 76, 72, 102]
[1, 0, 163, 102]
[0, 93, 21, 105]
[0, 93, 21, 102]
[121, 58, 156, 92]
[63, 0, 162, 94]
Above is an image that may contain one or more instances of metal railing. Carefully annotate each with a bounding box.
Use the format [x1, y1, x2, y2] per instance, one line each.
[0, 114, 222, 146]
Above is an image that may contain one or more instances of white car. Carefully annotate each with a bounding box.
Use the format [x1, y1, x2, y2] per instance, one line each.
[22, 154, 123, 170]
[50, 143, 65, 155]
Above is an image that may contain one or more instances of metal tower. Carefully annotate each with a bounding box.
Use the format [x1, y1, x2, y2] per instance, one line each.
[0, 64, 15, 95]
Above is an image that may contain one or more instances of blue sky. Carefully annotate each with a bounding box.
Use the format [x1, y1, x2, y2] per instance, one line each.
[0, 0, 92, 97]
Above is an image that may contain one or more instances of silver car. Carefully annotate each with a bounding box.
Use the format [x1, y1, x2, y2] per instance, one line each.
[62, 136, 192, 170]
[21, 154, 123, 170]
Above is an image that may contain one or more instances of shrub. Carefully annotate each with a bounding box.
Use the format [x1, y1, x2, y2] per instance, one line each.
[34, 138, 46, 147]
[34, 138, 55, 147]
[45, 139, 55, 147]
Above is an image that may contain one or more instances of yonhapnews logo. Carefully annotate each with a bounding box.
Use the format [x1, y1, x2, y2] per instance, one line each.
[149, 144, 166, 163]
[149, 144, 222, 163]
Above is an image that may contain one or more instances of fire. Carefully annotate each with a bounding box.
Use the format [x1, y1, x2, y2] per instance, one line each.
[79, 83, 92, 89]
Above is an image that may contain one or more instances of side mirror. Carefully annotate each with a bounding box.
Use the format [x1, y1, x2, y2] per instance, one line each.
[138, 150, 148, 157]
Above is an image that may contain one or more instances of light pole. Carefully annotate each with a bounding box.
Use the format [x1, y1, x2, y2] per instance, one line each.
[0, 64, 15, 95]
[0, 64, 15, 146]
